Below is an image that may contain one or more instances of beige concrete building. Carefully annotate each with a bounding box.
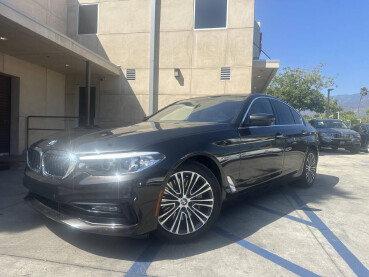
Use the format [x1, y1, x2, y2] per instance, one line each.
[0, 0, 279, 156]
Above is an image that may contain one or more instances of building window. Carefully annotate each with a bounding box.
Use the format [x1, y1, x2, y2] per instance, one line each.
[194, 0, 227, 30]
[78, 4, 98, 35]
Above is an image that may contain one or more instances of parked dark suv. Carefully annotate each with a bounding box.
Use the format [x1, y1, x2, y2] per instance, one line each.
[309, 119, 361, 153]
[351, 123, 369, 153]
[24, 94, 319, 242]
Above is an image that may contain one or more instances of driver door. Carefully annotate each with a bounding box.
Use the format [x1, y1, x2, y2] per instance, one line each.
[237, 98, 285, 190]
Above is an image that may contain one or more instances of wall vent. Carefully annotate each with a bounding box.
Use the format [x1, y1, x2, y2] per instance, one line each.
[220, 67, 231, 81]
[126, 69, 136, 81]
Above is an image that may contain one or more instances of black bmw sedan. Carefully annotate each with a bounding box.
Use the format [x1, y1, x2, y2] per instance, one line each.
[309, 119, 361, 153]
[24, 94, 319, 242]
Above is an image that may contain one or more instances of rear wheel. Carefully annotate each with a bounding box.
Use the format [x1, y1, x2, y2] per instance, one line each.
[294, 149, 317, 188]
[156, 162, 221, 242]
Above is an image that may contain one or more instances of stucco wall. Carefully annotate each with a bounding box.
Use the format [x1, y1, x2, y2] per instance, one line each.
[6, 0, 69, 34]
[65, 0, 255, 126]
[0, 52, 66, 154]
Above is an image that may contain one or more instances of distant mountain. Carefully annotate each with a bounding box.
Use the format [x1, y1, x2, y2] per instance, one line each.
[332, 93, 369, 116]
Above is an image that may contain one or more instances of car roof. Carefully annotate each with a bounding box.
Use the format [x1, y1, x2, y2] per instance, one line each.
[176, 93, 279, 102]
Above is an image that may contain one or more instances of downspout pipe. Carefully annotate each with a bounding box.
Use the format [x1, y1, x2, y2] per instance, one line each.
[149, 0, 161, 115]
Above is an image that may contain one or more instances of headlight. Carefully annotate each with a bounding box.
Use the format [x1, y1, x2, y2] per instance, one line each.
[78, 152, 165, 176]
[353, 134, 361, 138]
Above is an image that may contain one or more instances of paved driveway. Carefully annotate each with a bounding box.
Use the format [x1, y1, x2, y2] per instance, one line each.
[0, 150, 368, 276]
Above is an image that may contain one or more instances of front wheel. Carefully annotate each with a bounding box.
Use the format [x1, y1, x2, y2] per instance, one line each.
[349, 145, 360, 154]
[155, 161, 221, 242]
[294, 149, 318, 188]
[363, 140, 369, 153]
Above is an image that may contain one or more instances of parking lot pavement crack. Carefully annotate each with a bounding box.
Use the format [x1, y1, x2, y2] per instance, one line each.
[282, 191, 347, 277]
[0, 253, 137, 275]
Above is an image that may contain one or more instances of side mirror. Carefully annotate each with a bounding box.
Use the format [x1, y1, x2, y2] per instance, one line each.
[248, 113, 275, 127]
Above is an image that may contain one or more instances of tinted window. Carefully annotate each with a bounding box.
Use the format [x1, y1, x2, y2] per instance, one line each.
[194, 0, 227, 29]
[245, 98, 275, 125]
[290, 108, 303, 125]
[78, 4, 98, 35]
[148, 96, 244, 123]
[270, 100, 295, 125]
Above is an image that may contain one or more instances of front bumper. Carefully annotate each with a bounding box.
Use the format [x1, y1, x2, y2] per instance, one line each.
[25, 193, 139, 236]
[319, 137, 361, 148]
[23, 167, 167, 236]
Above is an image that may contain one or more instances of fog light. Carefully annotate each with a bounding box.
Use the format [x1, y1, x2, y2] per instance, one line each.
[91, 205, 120, 213]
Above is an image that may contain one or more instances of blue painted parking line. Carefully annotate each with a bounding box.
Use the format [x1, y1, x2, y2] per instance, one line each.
[247, 202, 316, 227]
[288, 191, 369, 277]
[214, 226, 321, 277]
[125, 241, 161, 277]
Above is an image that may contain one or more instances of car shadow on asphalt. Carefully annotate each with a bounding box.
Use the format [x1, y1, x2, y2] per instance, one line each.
[41, 172, 352, 262]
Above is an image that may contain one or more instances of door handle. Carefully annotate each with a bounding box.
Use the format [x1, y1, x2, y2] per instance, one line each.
[275, 132, 286, 139]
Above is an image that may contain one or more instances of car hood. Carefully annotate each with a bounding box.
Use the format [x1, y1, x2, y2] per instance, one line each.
[316, 128, 358, 135]
[33, 121, 230, 154]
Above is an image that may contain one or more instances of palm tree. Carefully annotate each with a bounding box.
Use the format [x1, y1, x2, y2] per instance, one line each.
[358, 87, 368, 114]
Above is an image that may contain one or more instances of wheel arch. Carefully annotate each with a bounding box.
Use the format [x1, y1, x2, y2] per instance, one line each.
[167, 152, 228, 201]
[295, 144, 319, 178]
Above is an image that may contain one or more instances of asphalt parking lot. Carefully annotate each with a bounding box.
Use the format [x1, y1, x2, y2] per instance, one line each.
[0, 150, 368, 276]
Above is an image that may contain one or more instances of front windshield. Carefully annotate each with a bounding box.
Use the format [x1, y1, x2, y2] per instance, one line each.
[147, 96, 245, 123]
[316, 120, 348, 129]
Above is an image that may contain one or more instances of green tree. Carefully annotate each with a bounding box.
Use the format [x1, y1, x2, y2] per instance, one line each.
[266, 63, 337, 113]
[325, 98, 343, 115]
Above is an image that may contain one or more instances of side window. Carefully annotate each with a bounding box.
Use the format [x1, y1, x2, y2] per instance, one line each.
[290, 108, 303, 125]
[245, 98, 275, 125]
[270, 100, 295, 125]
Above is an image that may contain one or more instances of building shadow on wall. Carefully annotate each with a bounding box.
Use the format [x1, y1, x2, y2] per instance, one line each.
[69, 1, 146, 128]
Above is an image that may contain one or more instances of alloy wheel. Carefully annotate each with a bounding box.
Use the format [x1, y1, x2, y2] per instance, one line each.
[158, 171, 214, 236]
[305, 152, 317, 184]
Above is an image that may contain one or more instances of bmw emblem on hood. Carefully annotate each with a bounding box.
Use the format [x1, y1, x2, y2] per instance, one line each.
[47, 140, 57, 146]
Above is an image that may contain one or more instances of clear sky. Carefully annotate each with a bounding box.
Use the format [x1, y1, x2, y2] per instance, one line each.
[255, 0, 369, 95]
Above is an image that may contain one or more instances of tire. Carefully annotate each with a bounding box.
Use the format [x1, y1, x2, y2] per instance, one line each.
[155, 161, 221, 242]
[331, 146, 338, 151]
[350, 145, 360, 154]
[294, 149, 318, 188]
[363, 140, 369, 153]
